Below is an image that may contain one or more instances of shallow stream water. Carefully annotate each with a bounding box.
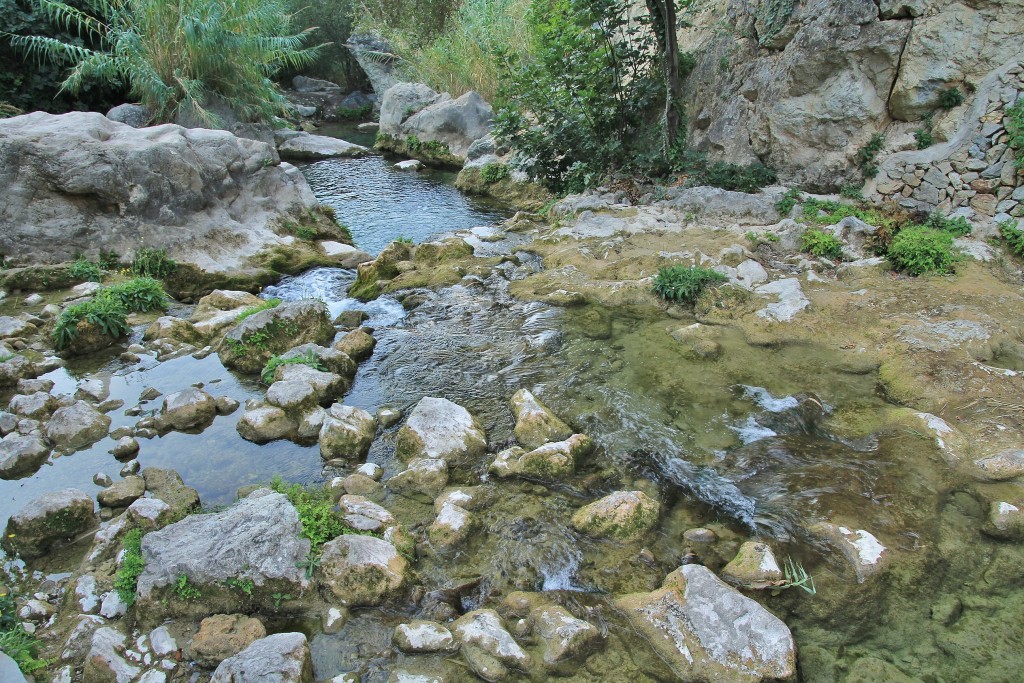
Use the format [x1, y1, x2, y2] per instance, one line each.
[2, 138, 1022, 682]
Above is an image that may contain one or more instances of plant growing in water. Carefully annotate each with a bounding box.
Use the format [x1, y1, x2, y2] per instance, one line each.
[52, 296, 132, 350]
[652, 265, 727, 304]
[69, 257, 103, 282]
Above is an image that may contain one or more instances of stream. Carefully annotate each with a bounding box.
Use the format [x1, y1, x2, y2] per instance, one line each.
[2, 129, 1022, 682]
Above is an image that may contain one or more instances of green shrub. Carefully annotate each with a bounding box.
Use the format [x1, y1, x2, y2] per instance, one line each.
[652, 265, 727, 304]
[839, 184, 865, 201]
[335, 103, 372, 120]
[12, 0, 323, 124]
[887, 226, 957, 275]
[130, 248, 177, 279]
[270, 478, 350, 551]
[689, 160, 777, 194]
[1006, 101, 1024, 171]
[800, 228, 844, 260]
[998, 219, 1024, 257]
[113, 528, 145, 606]
[237, 298, 281, 322]
[173, 575, 202, 600]
[924, 211, 972, 237]
[69, 257, 103, 282]
[856, 134, 884, 179]
[775, 188, 803, 215]
[937, 87, 964, 109]
[100, 277, 168, 313]
[480, 162, 510, 183]
[98, 250, 121, 270]
[260, 350, 324, 385]
[0, 589, 50, 672]
[914, 126, 933, 150]
[52, 296, 131, 350]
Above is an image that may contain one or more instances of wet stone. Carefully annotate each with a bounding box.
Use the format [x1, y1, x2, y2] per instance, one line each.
[83, 627, 142, 683]
[570, 490, 660, 541]
[720, 541, 784, 589]
[2, 487, 96, 558]
[0, 434, 50, 479]
[453, 609, 531, 678]
[209, 632, 313, 683]
[428, 501, 474, 549]
[46, 400, 111, 451]
[8, 392, 56, 419]
[809, 522, 889, 582]
[336, 495, 395, 533]
[317, 534, 408, 606]
[159, 387, 217, 431]
[509, 388, 573, 450]
[111, 436, 140, 459]
[334, 327, 377, 362]
[531, 605, 603, 672]
[393, 620, 458, 654]
[319, 404, 376, 460]
[395, 397, 487, 464]
[386, 458, 449, 502]
[973, 449, 1024, 481]
[237, 406, 296, 444]
[683, 527, 718, 544]
[190, 614, 268, 668]
[97, 475, 146, 508]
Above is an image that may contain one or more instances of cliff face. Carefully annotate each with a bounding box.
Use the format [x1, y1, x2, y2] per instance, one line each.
[678, 0, 1024, 191]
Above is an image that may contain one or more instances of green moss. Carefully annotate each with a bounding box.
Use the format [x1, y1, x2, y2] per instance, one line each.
[878, 360, 925, 406]
[173, 574, 202, 601]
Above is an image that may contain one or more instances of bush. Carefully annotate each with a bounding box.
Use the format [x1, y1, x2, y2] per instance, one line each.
[11, 0, 323, 124]
[113, 528, 145, 606]
[856, 134, 884, 179]
[260, 350, 324, 385]
[480, 162, 510, 183]
[1006, 101, 1024, 171]
[100, 277, 168, 312]
[687, 158, 777, 194]
[130, 248, 177, 279]
[775, 188, 803, 215]
[924, 211, 971, 237]
[998, 219, 1024, 257]
[52, 295, 131, 350]
[269, 478, 364, 552]
[887, 226, 957, 275]
[652, 265, 727, 304]
[914, 126, 933, 150]
[69, 257, 103, 282]
[937, 86, 964, 109]
[800, 228, 844, 260]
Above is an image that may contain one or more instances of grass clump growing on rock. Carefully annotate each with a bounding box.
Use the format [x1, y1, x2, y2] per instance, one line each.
[114, 528, 145, 607]
[652, 265, 727, 305]
[480, 162, 510, 183]
[101, 277, 169, 312]
[270, 477, 354, 551]
[260, 350, 325, 384]
[998, 219, 1024, 257]
[237, 298, 281, 322]
[69, 257, 104, 282]
[130, 248, 177, 279]
[800, 228, 844, 260]
[887, 226, 957, 275]
[52, 296, 132, 350]
[0, 590, 49, 673]
[1004, 101, 1024, 171]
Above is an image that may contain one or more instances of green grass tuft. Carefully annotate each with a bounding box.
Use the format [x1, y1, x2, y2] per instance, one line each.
[69, 257, 103, 282]
[260, 349, 324, 385]
[652, 265, 728, 305]
[52, 296, 132, 350]
[114, 528, 145, 607]
[237, 298, 281, 322]
[100, 277, 169, 312]
[131, 248, 177, 279]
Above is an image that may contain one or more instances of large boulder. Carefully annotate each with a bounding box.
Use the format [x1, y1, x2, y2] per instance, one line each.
[317, 535, 408, 606]
[0, 112, 343, 290]
[218, 300, 334, 374]
[158, 387, 217, 432]
[136, 488, 310, 621]
[395, 397, 487, 465]
[616, 565, 796, 683]
[379, 83, 442, 134]
[2, 488, 96, 558]
[346, 33, 402, 98]
[401, 91, 494, 160]
[46, 401, 111, 451]
[0, 434, 50, 479]
[452, 609, 531, 680]
[106, 103, 151, 128]
[509, 389, 573, 450]
[237, 405, 297, 443]
[210, 632, 313, 683]
[319, 404, 376, 460]
[277, 133, 368, 161]
[489, 434, 592, 481]
[140, 467, 200, 518]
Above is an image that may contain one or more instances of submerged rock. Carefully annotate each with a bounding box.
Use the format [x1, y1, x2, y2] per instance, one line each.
[318, 404, 376, 460]
[453, 609, 531, 681]
[983, 500, 1024, 540]
[531, 605, 602, 672]
[190, 614, 268, 668]
[509, 389, 573, 450]
[386, 458, 449, 502]
[317, 535, 408, 606]
[393, 620, 458, 654]
[428, 501, 474, 550]
[395, 397, 487, 465]
[617, 565, 796, 683]
[489, 434, 592, 481]
[334, 328, 376, 362]
[46, 400, 111, 451]
[0, 434, 50, 479]
[721, 541, 784, 589]
[210, 632, 313, 683]
[2, 487, 96, 558]
[570, 490, 660, 540]
[809, 522, 889, 582]
[972, 449, 1024, 481]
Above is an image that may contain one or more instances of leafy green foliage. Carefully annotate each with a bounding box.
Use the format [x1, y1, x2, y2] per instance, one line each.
[173, 574, 201, 600]
[237, 298, 281, 322]
[887, 226, 957, 275]
[652, 265, 727, 304]
[856, 134, 884, 179]
[754, 0, 794, 47]
[69, 257, 103, 282]
[0, 589, 50, 671]
[336, 103, 372, 120]
[130, 248, 177, 279]
[998, 219, 1024, 257]
[100, 277, 168, 312]
[9, 0, 323, 124]
[404, 134, 450, 158]
[270, 477, 347, 552]
[914, 126, 933, 150]
[114, 528, 145, 606]
[52, 295, 131, 350]
[226, 577, 254, 595]
[924, 211, 971, 237]
[260, 349, 324, 385]
[1006, 101, 1024, 171]
[480, 162, 510, 183]
[283, 0, 365, 91]
[775, 188, 803, 215]
[683, 156, 777, 193]
[937, 86, 964, 109]
[0, 353, 14, 363]
[799, 198, 901, 232]
[839, 184, 865, 201]
[800, 228, 844, 260]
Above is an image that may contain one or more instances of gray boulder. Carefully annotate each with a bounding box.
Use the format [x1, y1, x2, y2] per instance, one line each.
[346, 33, 401, 97]
[277, 133, 368, 161]
[532, 605, 602, 672]
[616, 565, 796, 683]
[379, 82, 443, 134]
[237, 406, 297, 443]
[0, 651, 28, 683]
[210, 632, 313, 683]
[393, 620, 458, 654]
[271, 364, 351, 407]
[219, 300, 334, 374]
[106, 103, 152, 128]
[386, 458, 449, 502]
[402, 91, 494, 159]
[2, 487, 96, 558]
[136, 488, 309, 619]
[96, 475, 146, 508]
[158, 387, 217, 431]
[83, 627, 141, 683]
[46, 400, 111, 451]
[0, 434, 50, 479]
[395, 397, 486, 464]
[509, 389, 573, 450]
[0, 355, 33, 387]
[317, 534, 408, 606]
[0, 316, 32, 339]
[319, 404, 376, 460]
[292, 76, 341, 93]
[453, 609, 530, 679]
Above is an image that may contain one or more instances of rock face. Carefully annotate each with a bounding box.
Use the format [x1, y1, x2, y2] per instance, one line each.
[237, 406, 296, 443]
[617, 565, 796, 683]
[136, 489, 310, 617]
[219, 300, 334, 374]
[2, 488, 96, 558]
[395, 397, 487, 464]
[570, 491, 660, 540]
[0, 112, 342, 284]
[317, 535, 408, 606]
[46, 401, 111, 451]
[509, 389, 573, 450]
[210, 632, 313, 683]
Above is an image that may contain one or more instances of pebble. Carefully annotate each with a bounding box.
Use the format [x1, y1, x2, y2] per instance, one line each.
[93, 473, 113, 487]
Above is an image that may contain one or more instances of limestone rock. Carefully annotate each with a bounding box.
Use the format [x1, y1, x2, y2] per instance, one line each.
[333, 328, 376, 362]
[141, 468, 200, 518]
[209, 632, 313, 683]
[379, 82, 442, 135]
[489, 434, 592, 481]
[0, 651, 28, 682]
[509, 389, 573, 450]
[972, 449, 1024, 481]
[106, 103, 151, 128]
[531, 605, 602, 672]
[336, 495, 395, 533]
[97, 475, 146, 508]
[2, 487, 96, 558]
[190, 614, 268, 667]
[111, 436, 140, 459]
[809, 522, 889, 582]
[395, 397, 486, 464]
[158, 387, 217, 431]
[319, 404, 376, 460]
[453, 610, 530, 677]
[9, 391, 56, 419]
[721, 541, 784, 589]
[983, 500, 1024, 540]
[143, 317, 203, 345]
[237, 406, 296, 443]
[277, 133, 368, 161]
[399, 91, 494, 160]
[46, 400, 111, 451]
[570, 491, 660, 540]
[393, 620, 458, 654]
[219, 300, 334, 374]
[386, 458, 449, 502]
[0, 355, 33, 387]
[280, 343, 357, 379]
[317, 535, 408, 606]
[428, 501, 473, 549]
[83, 627, 141, 683]
[617, 565, 796, 683]
[0, 434, 50, 479]
[0, 316, 32, 339]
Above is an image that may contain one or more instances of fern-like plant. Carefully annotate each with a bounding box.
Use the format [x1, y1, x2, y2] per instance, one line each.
[8, 0, 324, 124]
[652, 265, 727, 304]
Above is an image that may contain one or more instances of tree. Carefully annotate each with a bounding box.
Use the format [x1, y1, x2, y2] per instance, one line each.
[645, 0, 683, 148]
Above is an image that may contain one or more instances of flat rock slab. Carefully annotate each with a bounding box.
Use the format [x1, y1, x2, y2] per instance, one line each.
[277, 133, 368, 160]
[210, 632, 313, 683]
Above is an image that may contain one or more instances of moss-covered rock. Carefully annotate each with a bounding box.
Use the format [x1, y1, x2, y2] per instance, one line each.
[218, 300, 334, 374]
[570, 490, 660, 541]
[2, 488, 96, 558]
[348, 241, 413, 301]
[456, 165, 552, 211]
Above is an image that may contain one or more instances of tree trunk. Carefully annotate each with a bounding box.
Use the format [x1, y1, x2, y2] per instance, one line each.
[646, 0, 683, 146]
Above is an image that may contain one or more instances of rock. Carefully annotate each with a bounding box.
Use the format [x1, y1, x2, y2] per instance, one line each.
[0, 316, 32, 339]
[120, 460, 140, 477]
[0, 112, 334, 296]
[237, 406, 296, 443]
[333, 328, 376, 362]
[219, 300, 334, 374]
[357, 462, 384, 480]
[809, 522, 889, 582]
[531, 605, 602, 672]
[83, 627, 141, 683]
[317, 535, 408, 606]
[983, 500, 1024, 540]
[97, 475, 146, 508]
[143, 317, 203, 345]
[9, 391, 56, 419]
[62, 614, 106, 662]
[149, 626, 178, 657]
[0, 411, 17, 435]
[0, 434, 50, 479]
[453, 610, 530, 677]
[270, 363, 350, 408]
[46, 401, 111, 451]
[190, 614, 268, 667]
[399, 91, 493, 160]
[94, 472, 113, 487]
[137, 489, 309, 618]
[720, 541, 784, 589]
[508, 389, 573, 450]
[428, 502, 473, 549]
[215, 396, 240, 415]
[683, 527, 718, 544]
[379, 82, 442, 134]
[348, 240, 412, 300]
[319, 404, 376, 460]
[972, 449, 1024, 481]
[393, 620, 458, 654]
[347, 33, 401, 98]
[111, 436, 140, 460]
[280, 343, 357, 379]
[386, 458, 449, 501]
[377, 408, 401, 429]
[158, 387, 216, 431]
[617, 565, 795, 683]
[293, 75, 341, 93]
[336, 495, 395, 533]
[322, 606, 348, 634]
[334, 310, 369, 329]
[278, 133, 368, 161]
[140, 467, 200, 519]
[106, 104, 151, 128]
[209, 632, 313, 683]
[2, 487, 96, 558]
[99, 591, 127, 618]
[266, 379, 319, 413]
[570, 491, 660, 540]
[76, 378, 110, 403]
[0, 355, 32, 387]
[489, 434, 592, 481]
[0, 651, 28, 682]
[319, 241, 372, 268]
[395, 159, 422, 171]
[127, 497, 173, 529]
[395, 397, 486, 464]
